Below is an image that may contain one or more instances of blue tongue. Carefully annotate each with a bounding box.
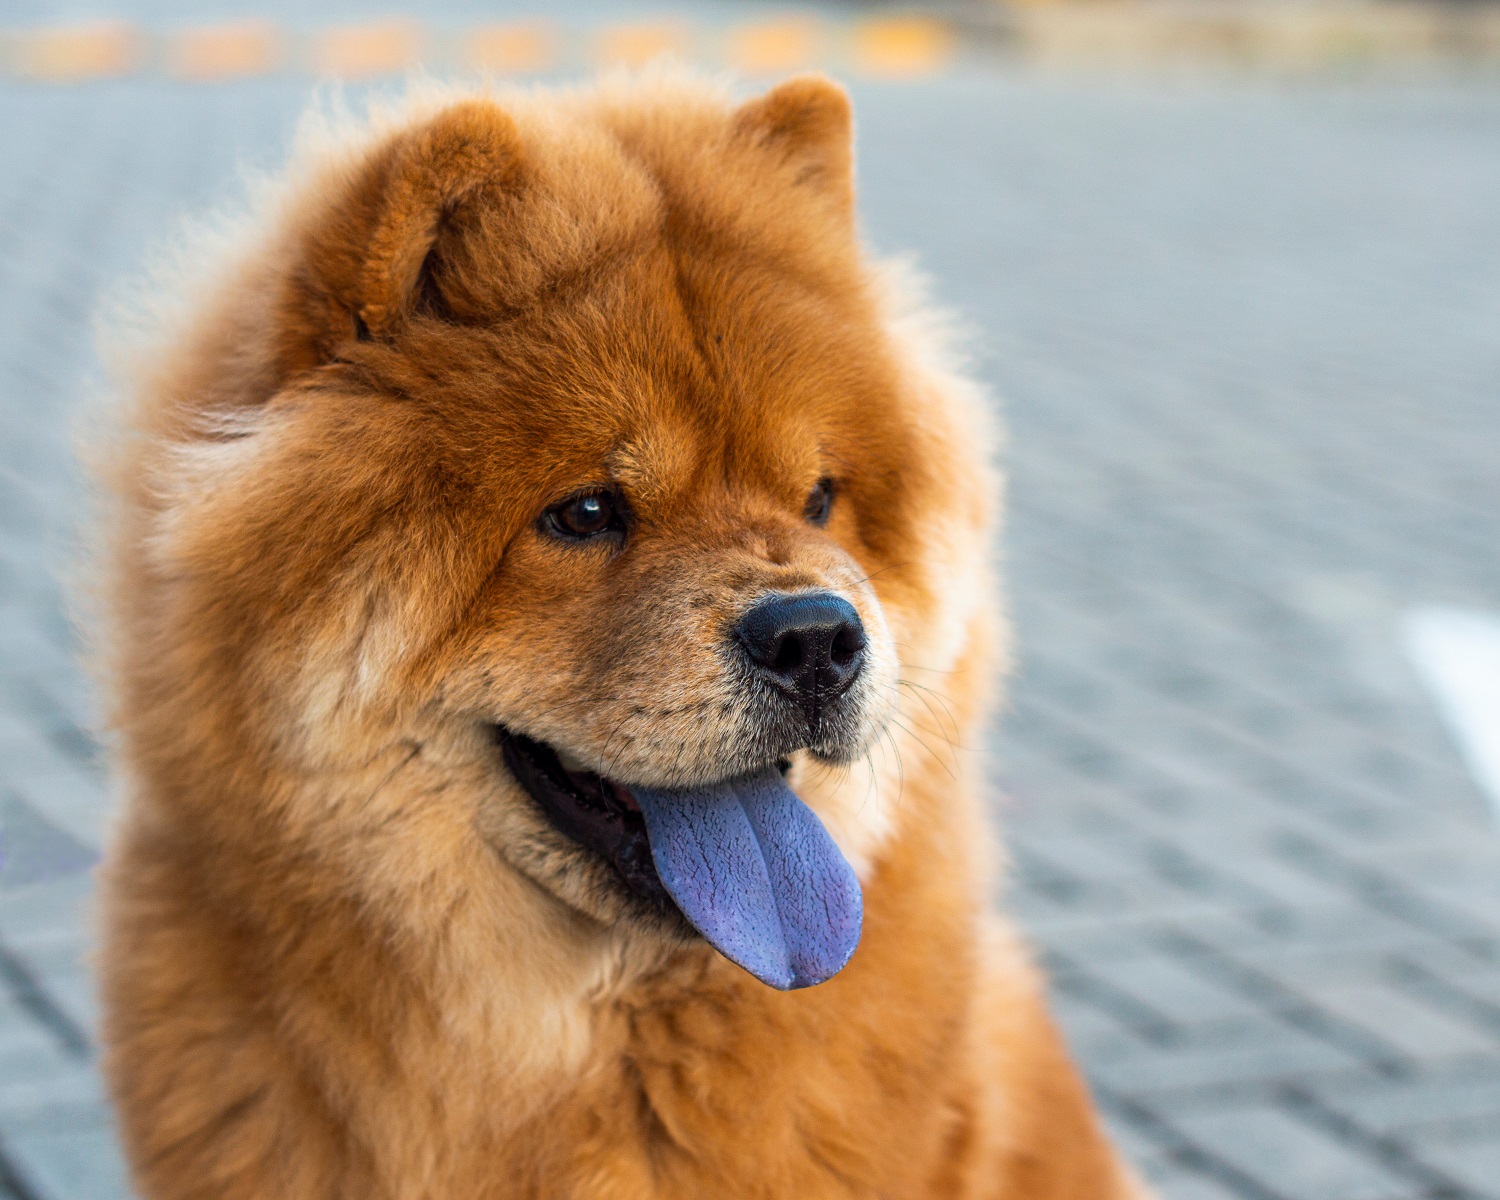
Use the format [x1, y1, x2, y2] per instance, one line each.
[632, 768, 863, 990]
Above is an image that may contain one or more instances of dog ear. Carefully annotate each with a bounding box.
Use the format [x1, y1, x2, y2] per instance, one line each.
[732, 76, 854, 217]
[277, 100, 524, 373]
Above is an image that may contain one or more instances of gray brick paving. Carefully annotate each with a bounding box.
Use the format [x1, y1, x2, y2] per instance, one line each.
[0, 62, 1498, 1200]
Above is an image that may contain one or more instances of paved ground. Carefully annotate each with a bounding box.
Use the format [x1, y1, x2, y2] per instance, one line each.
[0, 65, 1498, 1200]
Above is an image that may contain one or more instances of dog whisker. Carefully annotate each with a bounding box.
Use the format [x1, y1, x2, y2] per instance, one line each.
[886, 715, 958, 782]
[887, 642, 962, 677]
[894, 679, 965, 750]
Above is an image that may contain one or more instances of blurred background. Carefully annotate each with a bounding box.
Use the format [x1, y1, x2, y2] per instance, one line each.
[2, 1, 1499, 1197]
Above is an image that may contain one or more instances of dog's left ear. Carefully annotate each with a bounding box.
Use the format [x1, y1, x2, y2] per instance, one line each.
[733, 76, 854, 219]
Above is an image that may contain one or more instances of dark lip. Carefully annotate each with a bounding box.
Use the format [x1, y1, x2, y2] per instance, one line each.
[497, 727, 673, 909]
[496, 727, 796, 915]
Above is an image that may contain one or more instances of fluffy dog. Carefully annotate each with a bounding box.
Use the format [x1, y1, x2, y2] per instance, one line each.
[91, 74, 1149, 1198]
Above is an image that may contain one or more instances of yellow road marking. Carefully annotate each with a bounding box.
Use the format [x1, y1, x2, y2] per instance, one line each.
[725, 18, 824, 75]
[466, 22, 558, 75]
[167, 21, 282, 82]
[595, 22, 691, 69]
[850, 16, 955, 77]
[313, 20, 424, 80]
[2, 15, 977, 84]
[15, 22, 141, 82]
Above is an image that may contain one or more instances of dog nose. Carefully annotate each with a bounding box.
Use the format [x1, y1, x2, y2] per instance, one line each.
[735, 592, 866, 706]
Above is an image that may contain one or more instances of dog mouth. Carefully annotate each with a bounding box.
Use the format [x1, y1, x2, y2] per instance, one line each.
[496, 727, 863, 990]
[498, 728, 671, 910]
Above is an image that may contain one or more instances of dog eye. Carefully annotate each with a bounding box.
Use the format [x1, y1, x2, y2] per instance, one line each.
[803, 478, 835, 526]
[546, 491, 622, 540]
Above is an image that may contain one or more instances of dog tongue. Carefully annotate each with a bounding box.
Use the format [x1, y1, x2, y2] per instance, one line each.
[632, 768, 863, 990]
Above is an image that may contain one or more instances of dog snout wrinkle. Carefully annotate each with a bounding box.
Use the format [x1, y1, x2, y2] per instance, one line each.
[735, 592, 866, 717]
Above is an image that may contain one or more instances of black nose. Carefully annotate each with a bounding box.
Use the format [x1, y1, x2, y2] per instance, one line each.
[735, 592, 867, 708]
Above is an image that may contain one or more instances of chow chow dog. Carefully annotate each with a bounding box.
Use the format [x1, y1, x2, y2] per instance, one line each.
[91, 73, 1149, 1198]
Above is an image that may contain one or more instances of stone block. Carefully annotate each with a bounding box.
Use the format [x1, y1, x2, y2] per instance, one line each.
[3, 1125, 129, 1200]
[1171, 1104, 1413, 1200]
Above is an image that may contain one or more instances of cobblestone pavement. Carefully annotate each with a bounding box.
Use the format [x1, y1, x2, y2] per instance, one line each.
[1, 69, 1498, 1200]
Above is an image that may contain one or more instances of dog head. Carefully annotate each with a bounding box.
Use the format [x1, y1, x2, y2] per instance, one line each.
[126, 76, 993, 991]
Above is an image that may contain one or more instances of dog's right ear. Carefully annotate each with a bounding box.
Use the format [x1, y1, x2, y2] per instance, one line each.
[276, 100, 524, 376]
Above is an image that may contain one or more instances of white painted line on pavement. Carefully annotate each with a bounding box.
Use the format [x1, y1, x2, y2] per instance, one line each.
[1401, 606, 1500, 827]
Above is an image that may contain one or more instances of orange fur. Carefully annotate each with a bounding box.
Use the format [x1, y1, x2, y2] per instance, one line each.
[90, 74, 1150, 1199]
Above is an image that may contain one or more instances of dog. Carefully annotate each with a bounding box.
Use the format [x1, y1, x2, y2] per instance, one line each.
[90, 73, 1150, 1198]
